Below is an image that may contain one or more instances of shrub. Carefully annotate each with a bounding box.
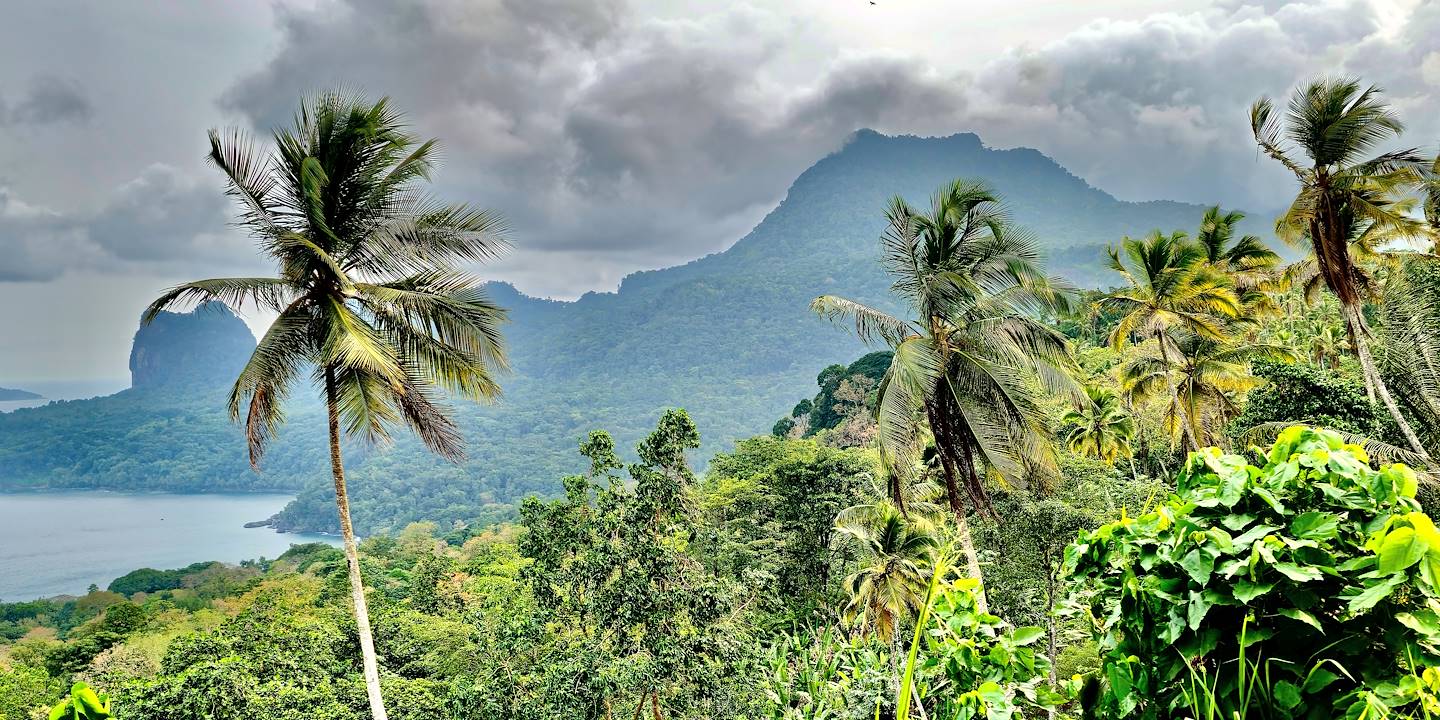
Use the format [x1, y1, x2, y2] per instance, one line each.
[1067, 426, 1440, 719]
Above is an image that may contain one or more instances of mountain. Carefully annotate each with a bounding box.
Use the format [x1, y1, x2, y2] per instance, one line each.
[0, 130, 1263, 533]
[128, 302, 255, 389]
[0, 387, 42, 401]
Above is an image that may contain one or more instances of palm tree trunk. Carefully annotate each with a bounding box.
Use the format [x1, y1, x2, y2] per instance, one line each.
[1342, 302, 1430, 458]
[952, 512, 987, 615]
[1156, 330, 1200, 453]
[326, 368, 389, 720]
[925, 401, 989, 614]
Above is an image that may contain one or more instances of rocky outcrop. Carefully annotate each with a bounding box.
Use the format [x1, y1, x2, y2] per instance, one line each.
[128, 302, 256, 390]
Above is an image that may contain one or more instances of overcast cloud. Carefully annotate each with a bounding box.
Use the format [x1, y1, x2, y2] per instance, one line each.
[0, 0, 1435, 381]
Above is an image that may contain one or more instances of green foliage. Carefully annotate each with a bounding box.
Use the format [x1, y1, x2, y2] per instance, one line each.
[517, 411, 757, 718]
[908, 580, 1066, 720]
[1231, 359, 1389, 438]
[763, 580, 1064, 720]
[1068, 426, 1440, 718]
[0, 661, 63, 720]
[46, 682, 112, 720]
[108, 563, 225, 597]
[695, 436, 874, 620]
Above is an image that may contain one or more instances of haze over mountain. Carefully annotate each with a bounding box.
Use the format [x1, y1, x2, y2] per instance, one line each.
[0, 130, 1260, 533]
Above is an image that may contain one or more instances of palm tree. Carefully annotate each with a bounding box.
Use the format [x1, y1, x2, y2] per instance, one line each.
[1309, 324, 1347, 370]
[1061, 386, 1135, 465]
[1250, 76, 1432, 456]
[812, 180, 1075, 607]
[1119, 332, 1296, 448]
[1100, 230, 1240, 451]
[834, 503, 938, 641]
[143, 93, 509, 720]
[1194, 205, 1281, 316]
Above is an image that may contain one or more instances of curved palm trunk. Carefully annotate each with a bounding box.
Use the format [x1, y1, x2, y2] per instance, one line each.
[1341, 302, 1430, 458]
[326, 369, 389, 720]
[1156, 330, 1200, 453]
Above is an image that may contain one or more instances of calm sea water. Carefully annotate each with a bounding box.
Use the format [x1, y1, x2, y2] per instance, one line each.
[0, 492, 341, 601]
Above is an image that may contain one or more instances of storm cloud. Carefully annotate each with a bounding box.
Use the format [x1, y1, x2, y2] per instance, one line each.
[0, 75, 91, 127]
[197, 0, 1437, 296]
[1, 0, 1435, 381]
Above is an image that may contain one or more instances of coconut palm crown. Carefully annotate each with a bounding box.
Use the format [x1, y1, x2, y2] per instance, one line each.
[143, 92, 510, 720]
[1251, 76, 1432, 456]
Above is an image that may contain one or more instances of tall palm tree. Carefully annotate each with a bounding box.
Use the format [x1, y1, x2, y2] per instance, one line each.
[1061, 386, 1135, 465]
[1100, 231, 1240, 451]
[834, 503, 938, 641]
[1250, 76, 1432, 456]
[143, 93, 509, 720]
[1119, 332, 1296, 449]
[812, 180, 1075, 606]
[1194, 205, 1281, 316]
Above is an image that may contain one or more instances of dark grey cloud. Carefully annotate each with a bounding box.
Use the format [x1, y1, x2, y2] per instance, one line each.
[211, 0, 1436, 299]
[215, 0, 983, 293]
[1, 75, 91, 126]
[0, 166, 255, 282]
[7, 0, 1431, 298]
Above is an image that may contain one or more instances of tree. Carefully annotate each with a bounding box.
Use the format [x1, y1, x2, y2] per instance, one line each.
[812, 180, 1075, 606]
[519, 411, 752, 720]
[1119, 331, 1295, 449]
[1194, 205, 1281, 316]
[1251, 76, 1432, 456]
[143, 92, 510, 720]
[1101, 230, 1240, 451]
[834, 503, 938, 641]
[1060, 386, 1135, 466]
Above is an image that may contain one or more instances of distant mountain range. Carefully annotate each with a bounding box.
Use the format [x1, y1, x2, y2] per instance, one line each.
[0, 130, 1268, 533]
[0, 387, 42, 401]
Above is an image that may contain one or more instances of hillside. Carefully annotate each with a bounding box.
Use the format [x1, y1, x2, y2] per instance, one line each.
[0, 130, 1255, 533]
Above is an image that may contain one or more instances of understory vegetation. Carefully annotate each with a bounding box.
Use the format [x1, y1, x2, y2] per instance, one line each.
[6, 75, 1440, 720]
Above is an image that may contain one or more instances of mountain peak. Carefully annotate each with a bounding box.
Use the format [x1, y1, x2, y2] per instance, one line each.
[128, 302, 256, 389]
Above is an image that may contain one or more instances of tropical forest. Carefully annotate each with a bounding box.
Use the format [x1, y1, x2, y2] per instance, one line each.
[4, 8, 1440, 720]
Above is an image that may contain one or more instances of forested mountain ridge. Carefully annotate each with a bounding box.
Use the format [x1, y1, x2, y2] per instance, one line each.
[0, 129, 1254, 533]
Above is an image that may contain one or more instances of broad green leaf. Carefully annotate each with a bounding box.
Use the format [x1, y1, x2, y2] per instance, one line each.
[1252, 487, 1287, 514]
[1273, 563, 1323, 582]
[1187, 591, 1211, 630]
[1233, 524, 1280, 548]
[1303, 666, 1341, 694]
[1273, 680, 1302, 710]
[1179, 549, 1215, 585]
[1009, 626, 1045, 646]
[1347, 575, 1405, 614]
[1278, 607, 1323, 632]
[1396, 610, 1440, 638]
[1291, 512, 1340, 540]
[1378, 527, 1428, 575]
[1221, 513, 1257, 532]
[1233, 580, 1275, 604]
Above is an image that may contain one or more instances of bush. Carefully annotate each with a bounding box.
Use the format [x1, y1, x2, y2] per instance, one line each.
[1067, 426, 1440, 719]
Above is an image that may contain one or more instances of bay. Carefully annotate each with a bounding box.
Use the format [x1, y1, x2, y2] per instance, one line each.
[0, 491, 340, 601]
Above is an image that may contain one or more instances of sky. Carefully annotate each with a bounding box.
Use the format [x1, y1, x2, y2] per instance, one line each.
[0, 0, 1436, 384]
